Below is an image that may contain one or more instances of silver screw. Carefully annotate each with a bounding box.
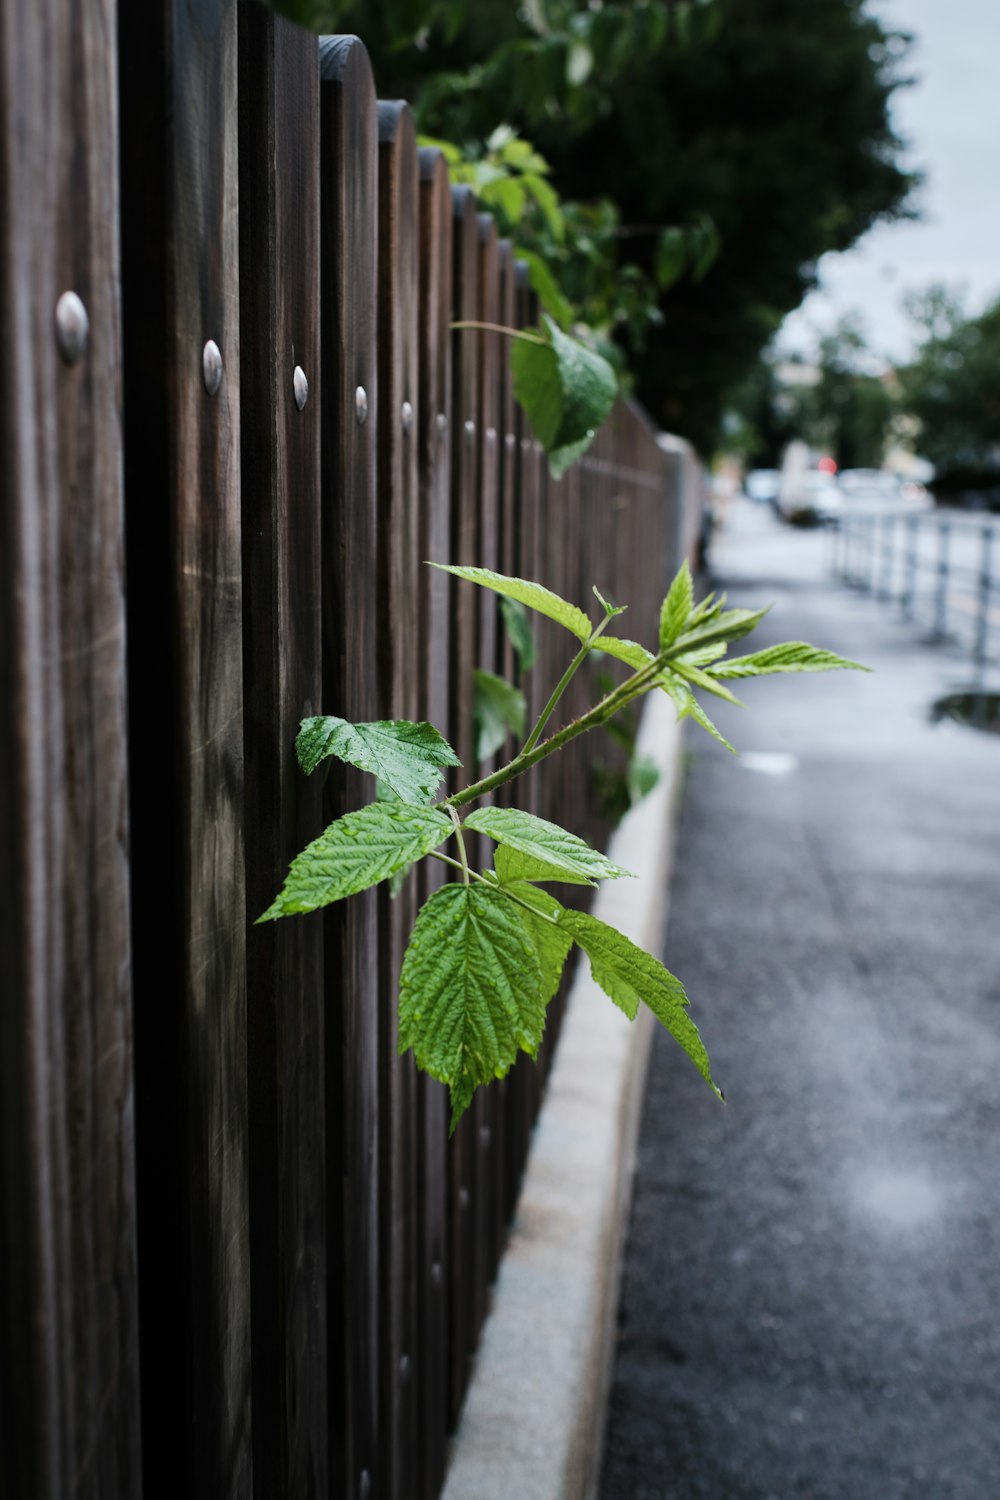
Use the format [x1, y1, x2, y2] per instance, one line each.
[505, 432, 516, 450]
[435, 413, 448, 435]
[355, 385, 369, 424]
[401, 399, 414, 434]
[202, 340, 223, 396]
[458, 1186, 470, 1210]
[486, 426, 497, 446]
[464, 419, 476, 439]
[293, 365, 309, 411]
[431, 1260, 443, 1289]
[55, 291, 89, 365]
[399, 1354, 412, 1381]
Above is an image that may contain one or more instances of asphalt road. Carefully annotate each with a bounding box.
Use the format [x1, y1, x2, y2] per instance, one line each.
[599, 502, 1000, 1500]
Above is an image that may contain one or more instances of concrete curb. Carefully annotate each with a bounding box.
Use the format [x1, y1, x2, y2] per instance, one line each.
[441, 693, 685, 1500]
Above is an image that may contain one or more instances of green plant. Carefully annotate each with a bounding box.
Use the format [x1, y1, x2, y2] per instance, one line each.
[260, 562, 866, 1128]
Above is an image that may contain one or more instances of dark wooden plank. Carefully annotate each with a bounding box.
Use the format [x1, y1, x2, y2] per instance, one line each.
[415, 144, 453, 1500]
[472, 214, 502, 1318]
[0, 2, 141, 1494]
[238, 9, 326, 1499]
[446, 183, 480, 1429]
[318, 34, 381, 1500]
[119, 0, 251, 1494]
[375, 98, 420, 1500]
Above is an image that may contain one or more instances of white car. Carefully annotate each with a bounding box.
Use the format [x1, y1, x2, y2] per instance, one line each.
[779, 470, 842, 525]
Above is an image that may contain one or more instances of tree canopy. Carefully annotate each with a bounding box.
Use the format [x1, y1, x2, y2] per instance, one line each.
[899, 288, 1000, 492]
[265, 0, 917, 455]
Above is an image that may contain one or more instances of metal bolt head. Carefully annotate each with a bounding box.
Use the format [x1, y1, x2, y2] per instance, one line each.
[464, 419, 476, 439]
[430, 1260, 444, 1289]
[293, 365, 309, 412]
[202, 340, 223, 397]
[355, 385, 369, 424]
[399, 1354, 412, 1382]
[55, 291, 89, 365]
[458, 1186, 470, 1210]
[401, 399, 414, 434]
[486, 426, 497, 446]
[435, 412, 448, 435]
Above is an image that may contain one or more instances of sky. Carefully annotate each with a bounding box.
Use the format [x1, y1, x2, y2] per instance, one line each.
[779, 0, 1000, 365]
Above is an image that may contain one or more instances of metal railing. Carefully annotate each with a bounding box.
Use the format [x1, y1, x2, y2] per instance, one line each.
[832, 508, 999, 678]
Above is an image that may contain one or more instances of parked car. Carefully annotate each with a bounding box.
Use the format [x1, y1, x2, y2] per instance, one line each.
[838, 469, 930, 507]
[778, 469, 842, 526]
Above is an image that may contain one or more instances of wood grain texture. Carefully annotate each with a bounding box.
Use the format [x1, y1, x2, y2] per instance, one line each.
[319, 34, 381, 1500]
[119, 0, 251, 1494]
[472, 214, 502, 1321]
[238, 10, 326, 1499]
[375, 98, 420, 1500]
[446, 184, 481, 1428]
[415, 145, 453, 1500]
[0, 1, 141, 1494]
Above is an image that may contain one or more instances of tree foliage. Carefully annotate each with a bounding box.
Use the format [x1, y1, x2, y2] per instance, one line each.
[899, 288, 1000, 492]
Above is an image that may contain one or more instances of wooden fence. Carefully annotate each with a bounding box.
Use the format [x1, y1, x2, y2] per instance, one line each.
[0, 5, 702, 1499]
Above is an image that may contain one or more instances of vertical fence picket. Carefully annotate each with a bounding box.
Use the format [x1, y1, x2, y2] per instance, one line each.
[415, 146, 453, 1500]
[0, 2, 141, 1493]
[376, 98, 421, 1500]
[319, 35, 381, 1500]
[446, 182, 481, 1427]
[119, 0, 252, 1493]
[238, 9, 327, 1498]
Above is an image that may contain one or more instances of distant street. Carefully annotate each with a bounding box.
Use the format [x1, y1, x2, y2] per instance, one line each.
[600, 500, 1000, 1500]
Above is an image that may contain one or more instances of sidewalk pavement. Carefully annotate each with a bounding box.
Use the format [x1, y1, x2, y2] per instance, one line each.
[599, 500, 1000, 1500]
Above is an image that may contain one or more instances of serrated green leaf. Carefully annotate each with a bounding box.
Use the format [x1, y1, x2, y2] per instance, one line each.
[659, 560, 694, 651]
[259, 802, 452, 921]
[544, 316, 618, 449]
[296, 716, 461, 803]
[547, 432, 594, 481]
[510, 317, 617, 477]
[466, 805, 634, 882]
[473, 669, 526, 762]
[499, 596, 538, 670]
[501, 881, 572, 1011]
[599, 637, 656, 673]
[397, 885, 544, 1130]
[674, 641, 728, 669]
[687, 591, 723, 627]
[661, 676, 737, 754]
[672, 661, 746, 707]
[672, 605, 770, 654]
[494, 844, 595, 888]
[558, 910, 721, 1098]
[431, 564, 593, 641]
[711, 642, 870, 679]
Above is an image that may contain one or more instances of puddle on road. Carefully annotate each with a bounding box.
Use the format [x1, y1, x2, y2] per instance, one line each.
[849, 1167, 947, 1234]
[930, 691, 1000, 736]
[740, 751, 799, 775]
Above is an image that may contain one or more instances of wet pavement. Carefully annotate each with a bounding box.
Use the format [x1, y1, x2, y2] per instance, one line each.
[599, 501, 1000, 1500]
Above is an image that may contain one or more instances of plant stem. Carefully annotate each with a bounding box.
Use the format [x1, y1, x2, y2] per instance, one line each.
[448, 806, 471, 884]
[427, 852, 561, 927]
[444, 655, 665, 812]
[519, 617, 613, 757]
[450, 319, 547, 345]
